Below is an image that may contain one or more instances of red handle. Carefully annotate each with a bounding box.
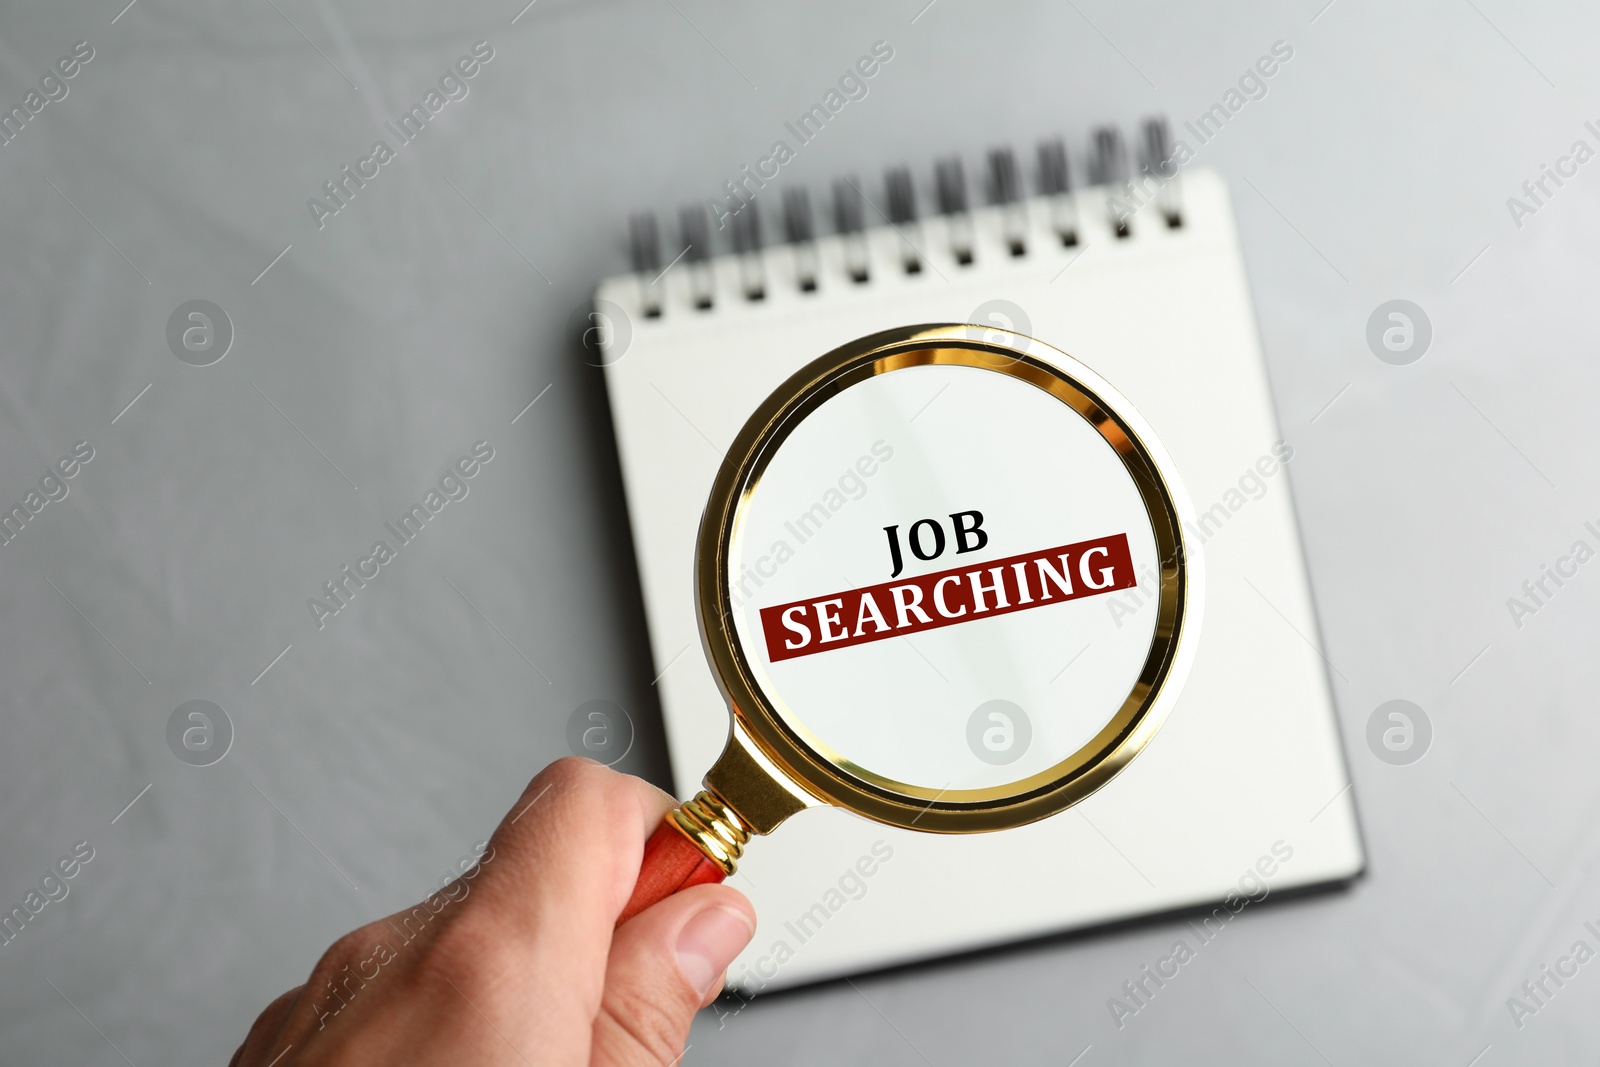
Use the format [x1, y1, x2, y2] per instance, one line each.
[618, 820, 726, 925]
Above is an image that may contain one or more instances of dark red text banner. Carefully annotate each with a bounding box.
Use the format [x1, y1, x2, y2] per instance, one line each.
[759, 532, 1135, 662]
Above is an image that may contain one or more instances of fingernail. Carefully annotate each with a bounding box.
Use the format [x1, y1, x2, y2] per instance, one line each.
[675, 905, 755, 998]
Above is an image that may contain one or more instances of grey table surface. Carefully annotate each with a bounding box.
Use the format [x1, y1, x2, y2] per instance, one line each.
[2, 0, 1598, 1063]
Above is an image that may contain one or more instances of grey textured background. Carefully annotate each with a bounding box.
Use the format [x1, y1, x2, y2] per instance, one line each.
[2, 0, 1598, 1063]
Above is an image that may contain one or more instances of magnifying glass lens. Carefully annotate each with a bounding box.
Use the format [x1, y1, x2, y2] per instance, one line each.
[729, 361, 1162, 797]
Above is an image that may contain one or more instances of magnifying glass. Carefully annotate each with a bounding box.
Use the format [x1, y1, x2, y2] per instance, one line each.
[619, 323, 1202, 922]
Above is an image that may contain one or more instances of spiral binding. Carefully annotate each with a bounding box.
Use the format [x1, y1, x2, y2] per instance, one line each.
[627, 118, 1183, 316]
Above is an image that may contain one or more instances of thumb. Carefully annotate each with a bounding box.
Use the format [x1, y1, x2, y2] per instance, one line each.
[592, 884, 755, 1066]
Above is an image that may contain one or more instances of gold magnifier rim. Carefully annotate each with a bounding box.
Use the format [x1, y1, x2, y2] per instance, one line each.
[695, 324, 1195, 833]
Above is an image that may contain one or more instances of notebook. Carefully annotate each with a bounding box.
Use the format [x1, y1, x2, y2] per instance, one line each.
[595, 121, 1363, 993]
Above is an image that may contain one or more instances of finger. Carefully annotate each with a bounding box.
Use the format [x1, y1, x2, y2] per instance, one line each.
[592, 884, 755, 1067]
[448, 758, 677, 1052]
[228, 985, 301, 1067]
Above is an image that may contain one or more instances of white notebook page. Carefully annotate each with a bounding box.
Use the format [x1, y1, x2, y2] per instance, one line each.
[597, 168, 1362, 992]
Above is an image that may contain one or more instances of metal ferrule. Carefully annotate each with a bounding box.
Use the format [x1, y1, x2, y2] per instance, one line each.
[668, 789, 751, 875]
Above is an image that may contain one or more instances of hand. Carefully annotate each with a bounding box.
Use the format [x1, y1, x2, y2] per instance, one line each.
[230, 758, 756, 1066]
